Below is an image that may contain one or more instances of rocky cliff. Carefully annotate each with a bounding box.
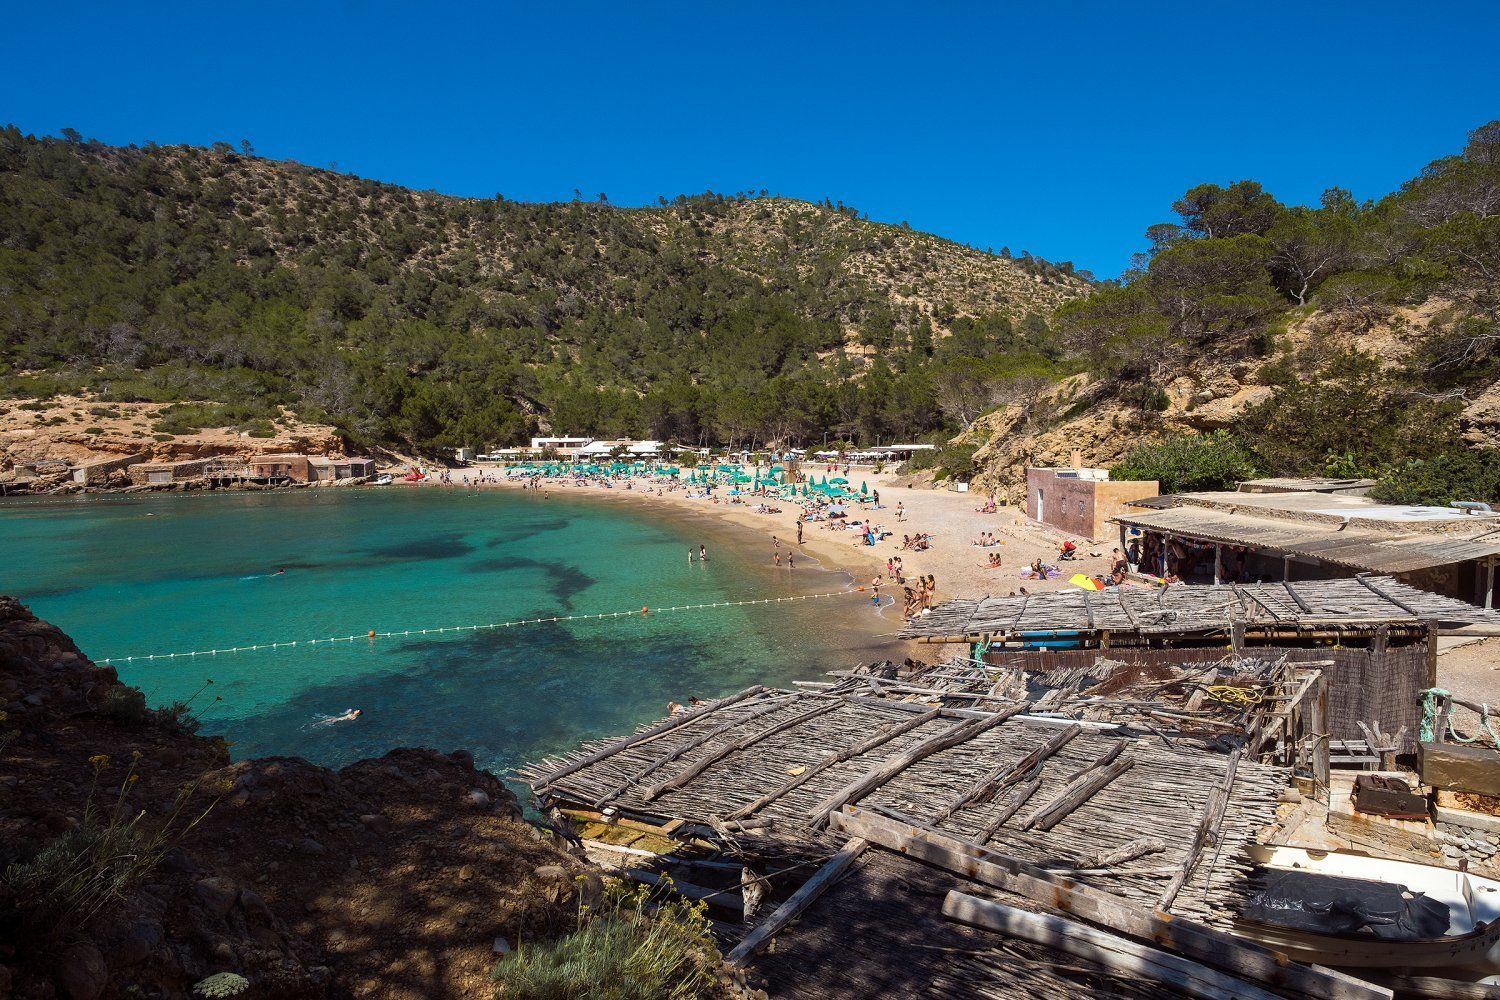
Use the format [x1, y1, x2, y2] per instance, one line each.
[964, 297, 1478, 500]
[0, 598, 595, 999]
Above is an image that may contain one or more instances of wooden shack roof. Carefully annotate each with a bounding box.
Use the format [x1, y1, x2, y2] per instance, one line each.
[520, 686, 1286, 927]
[898, 575, 1500, 641]
[1115, 505, 1500, 574]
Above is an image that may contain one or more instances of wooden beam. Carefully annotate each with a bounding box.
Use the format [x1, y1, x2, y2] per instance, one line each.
[830, 807, 1389, 1000]
[1354, 574, 1422, 619]
[725, 708, 944, 820]
[930, 725, 1082, 826]
[533, 685, 767, 790]
[641, 699, 843, 801]
[723, 838, 867, 967]
[1156, 748, 1240, 911]
[942, 891, 1287, 1000]
[977, 775, 1045, 840]
[1021, 753, 1136, 832]
[1282, 579, 1313, 614]
[807, 703, 1031, 826]
[1379, 974, 1500, 1000]
[623, 868, 742, 916]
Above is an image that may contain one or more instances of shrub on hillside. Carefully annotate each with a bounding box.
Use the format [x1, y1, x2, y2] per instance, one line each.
[1110, 432, 1257, 493]
[494, 880, 721, 1000]
[1371, 450, 1500, 506]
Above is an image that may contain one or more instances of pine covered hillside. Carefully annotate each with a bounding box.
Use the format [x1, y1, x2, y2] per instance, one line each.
[0, 127, 1090, 452]
[943, 119, 1500, 507]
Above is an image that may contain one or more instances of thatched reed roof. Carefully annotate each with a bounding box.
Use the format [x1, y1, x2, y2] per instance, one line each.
[520, 686, 1286, 928]
[898, 575, 1499, 641]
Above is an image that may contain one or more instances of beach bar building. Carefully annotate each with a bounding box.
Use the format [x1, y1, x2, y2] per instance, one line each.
[1112, 488, 1500, 606]
[1026, 466, 1159, 541]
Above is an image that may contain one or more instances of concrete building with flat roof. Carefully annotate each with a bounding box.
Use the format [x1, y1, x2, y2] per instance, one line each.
[71, 454, 144, 484]
[248, 454, 313, 482]
[129, 458, 214, 485]
[306, 457, 376, 481]
[1026, 466, 1160, 542]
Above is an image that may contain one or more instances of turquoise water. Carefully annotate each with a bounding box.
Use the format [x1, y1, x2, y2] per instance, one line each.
[0, 488, 885, 776]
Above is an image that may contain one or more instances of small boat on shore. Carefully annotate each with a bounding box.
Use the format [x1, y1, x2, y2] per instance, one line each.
[1234, 844, 1500, 976]
[371, 474, 393, 486]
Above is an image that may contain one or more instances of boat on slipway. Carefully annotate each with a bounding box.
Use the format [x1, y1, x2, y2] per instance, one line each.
[1235, 843, 1500, 979]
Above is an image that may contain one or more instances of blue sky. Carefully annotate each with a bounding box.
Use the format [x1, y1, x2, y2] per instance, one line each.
[8, 1, 1498, 277]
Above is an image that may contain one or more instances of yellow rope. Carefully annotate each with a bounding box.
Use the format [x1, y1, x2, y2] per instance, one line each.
[1205, 685, 1261, 708]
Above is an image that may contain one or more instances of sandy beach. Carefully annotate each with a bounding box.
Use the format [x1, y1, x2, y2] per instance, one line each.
[400, 467, 1500, 691]
[401, 467, 1122, 615]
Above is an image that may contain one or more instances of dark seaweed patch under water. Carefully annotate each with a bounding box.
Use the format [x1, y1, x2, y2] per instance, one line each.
[0, 487, 888, 775]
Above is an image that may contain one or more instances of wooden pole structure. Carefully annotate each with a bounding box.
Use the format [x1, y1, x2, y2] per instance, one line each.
[724, 838, 867, 968]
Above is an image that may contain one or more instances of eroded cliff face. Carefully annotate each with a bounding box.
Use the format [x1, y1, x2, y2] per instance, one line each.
[963, 298, 1487, 500]
[0, 598, 593, 999]
[0, 396, 347, 474]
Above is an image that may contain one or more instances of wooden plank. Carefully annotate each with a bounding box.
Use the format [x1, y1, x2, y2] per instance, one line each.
[723, 837, 867, 967]
[942, 890, 1287, 1000]
[1081, 836, 1166, 869]
[1421, 741, 1500, 796]
[1354, 574, 1422, 619]
[623, 868, 742, 916]
[1380, 974, 1500, 999]
[641, 699, 844, 801]
[1156, 748, 1241, 911]
[533, 685, 768, 790]
[806, 703, 1030, 826]
[930, 724, 1082, 826]
[1021, 754, 1136, 832]
[725, 708, 944, 820]
[1281, 579, 1314, 614]
[830, 807, 1390, 1000]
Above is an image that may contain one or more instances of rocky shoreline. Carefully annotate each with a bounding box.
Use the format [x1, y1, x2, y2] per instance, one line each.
[0, 597, 599, 999]
[1, 475, 378, 498]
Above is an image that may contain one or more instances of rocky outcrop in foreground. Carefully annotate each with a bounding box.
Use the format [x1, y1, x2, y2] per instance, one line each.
[0, 598, 593, 999]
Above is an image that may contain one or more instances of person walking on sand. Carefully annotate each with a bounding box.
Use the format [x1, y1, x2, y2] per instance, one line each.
[896, 501, 905, 522]
[788, 552, 795, 569]
[796, 518, 804, 545]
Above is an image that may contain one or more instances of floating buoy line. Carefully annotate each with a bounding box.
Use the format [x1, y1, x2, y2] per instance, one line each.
[98, 587, 866, 666]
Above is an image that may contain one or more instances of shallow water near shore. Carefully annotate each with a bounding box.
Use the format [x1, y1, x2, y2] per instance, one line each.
[1, 488, 891, 776]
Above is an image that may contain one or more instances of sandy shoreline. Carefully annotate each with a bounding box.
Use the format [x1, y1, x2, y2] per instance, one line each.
[397, 468, 1123, 652]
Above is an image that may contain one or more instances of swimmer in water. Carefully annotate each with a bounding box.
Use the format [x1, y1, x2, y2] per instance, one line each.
[330, 708, 362, 723]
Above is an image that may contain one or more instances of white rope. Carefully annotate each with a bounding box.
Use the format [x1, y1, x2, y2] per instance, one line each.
[97, 588, 862, 666]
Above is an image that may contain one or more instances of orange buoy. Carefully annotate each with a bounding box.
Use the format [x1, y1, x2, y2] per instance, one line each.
[641, 605, 650, 616]
[368, 629, 376, 638]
